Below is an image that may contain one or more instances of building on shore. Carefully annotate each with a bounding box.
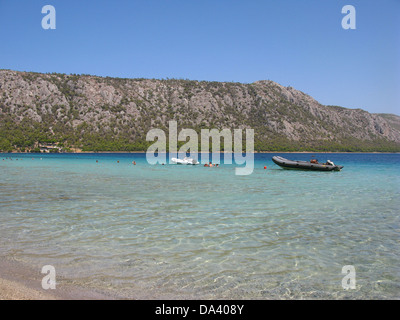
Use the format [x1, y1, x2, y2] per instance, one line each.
[38, 143, 61, 153]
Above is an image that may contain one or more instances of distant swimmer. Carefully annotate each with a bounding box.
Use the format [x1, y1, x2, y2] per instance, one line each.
[117, 161, 120, 163]
[133, 161, 136, 165]
[204, 163, 209, 167]
[96, 160, 98, 163]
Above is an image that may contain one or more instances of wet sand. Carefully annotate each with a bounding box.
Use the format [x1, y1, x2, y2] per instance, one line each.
[0, 258, 117, 300]
[0, 278, 56, 300]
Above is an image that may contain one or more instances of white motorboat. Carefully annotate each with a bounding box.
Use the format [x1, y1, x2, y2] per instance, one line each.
[170, 157, 199, 165]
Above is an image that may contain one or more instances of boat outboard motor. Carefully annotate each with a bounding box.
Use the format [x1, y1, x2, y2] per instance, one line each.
[327, 160, 335, 166]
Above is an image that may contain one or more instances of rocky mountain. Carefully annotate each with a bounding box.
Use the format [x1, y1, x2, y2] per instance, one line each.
[0, 69, 399, 152]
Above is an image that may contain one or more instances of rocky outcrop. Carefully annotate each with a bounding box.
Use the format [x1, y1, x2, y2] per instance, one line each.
[0, 69, 399, 151]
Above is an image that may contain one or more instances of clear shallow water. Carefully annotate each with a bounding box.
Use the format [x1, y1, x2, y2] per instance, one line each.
[0, 153, 399, 299]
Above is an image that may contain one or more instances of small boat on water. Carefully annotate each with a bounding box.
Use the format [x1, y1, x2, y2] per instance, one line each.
[272, 156, 343, 171]
[171, 157, 199, 165]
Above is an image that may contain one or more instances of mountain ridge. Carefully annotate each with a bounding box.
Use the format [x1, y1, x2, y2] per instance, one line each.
[0, 69, 399, 152]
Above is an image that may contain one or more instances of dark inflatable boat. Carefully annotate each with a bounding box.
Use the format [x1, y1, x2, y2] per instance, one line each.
[272, 156, 343, 171]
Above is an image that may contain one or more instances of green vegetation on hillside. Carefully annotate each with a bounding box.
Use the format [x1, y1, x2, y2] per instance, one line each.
[1, 113, 399, 153]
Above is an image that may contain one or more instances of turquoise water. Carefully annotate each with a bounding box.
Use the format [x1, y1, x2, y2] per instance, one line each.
[0, 153, 399, 299]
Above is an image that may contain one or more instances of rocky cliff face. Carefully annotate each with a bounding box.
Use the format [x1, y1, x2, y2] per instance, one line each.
[0, 69, 399, 151]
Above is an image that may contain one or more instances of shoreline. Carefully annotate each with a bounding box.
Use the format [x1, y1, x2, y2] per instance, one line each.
[2, 151, 399, 154]
[0, 257, 117, 300]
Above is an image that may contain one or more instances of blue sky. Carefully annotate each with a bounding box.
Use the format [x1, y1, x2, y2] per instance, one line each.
[0, 0, 399, 114]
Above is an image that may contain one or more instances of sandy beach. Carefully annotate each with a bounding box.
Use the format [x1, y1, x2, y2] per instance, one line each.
[0, 278, 57, 300]
[0, 258, 116, 300]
